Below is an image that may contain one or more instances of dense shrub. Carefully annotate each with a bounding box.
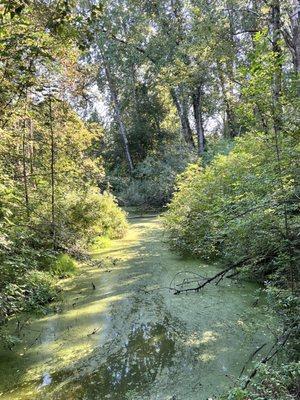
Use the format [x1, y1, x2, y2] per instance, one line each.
[164, 132, 299, 280]
[0, 270, 57, 322]
[57, 189, 128, 247]
[22, 270, 58, 310]
[50, 254, 77, 277]
[109, 144, 196, 207]
[224, 362, 300, 400]
[165, 131, 299, 399]
[0, 186, 127, 343]
[0, 270, 58, 348]
[21, 188, 127, 251]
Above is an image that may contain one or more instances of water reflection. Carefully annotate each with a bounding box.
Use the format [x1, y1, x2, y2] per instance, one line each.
[49, 322, 175, 399]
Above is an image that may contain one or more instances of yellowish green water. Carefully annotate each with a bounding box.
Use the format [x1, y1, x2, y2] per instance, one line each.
[0, 217, 276, 399]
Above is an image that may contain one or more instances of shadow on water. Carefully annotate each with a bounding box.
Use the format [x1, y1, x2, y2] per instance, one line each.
[0, 217, 277, 400]
[45, 321, 175, 399]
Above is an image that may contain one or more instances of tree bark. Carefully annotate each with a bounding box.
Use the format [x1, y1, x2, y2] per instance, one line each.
[48, 95, 56, 250]
[170, 88, 195, 148]
[29, 118, 34, 176]
[22, 130, 30, 219]
[272, 0, 282, 113]
[217, 64, 236, 137]
[192, 85, 205, 155]
[292, 0, 300, 94]
[101, 53, 134, 173]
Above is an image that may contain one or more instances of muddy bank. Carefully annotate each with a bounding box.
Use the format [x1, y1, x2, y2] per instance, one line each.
[0, 217, 276, 399]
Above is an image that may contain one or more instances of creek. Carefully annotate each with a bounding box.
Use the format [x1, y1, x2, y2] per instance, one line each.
[0, 217, 277, 399]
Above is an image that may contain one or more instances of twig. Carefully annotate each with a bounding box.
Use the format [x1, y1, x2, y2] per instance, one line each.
[239, 343, 267, 377]
[243, 326, 297, 389]
[170, 265, 237, 294]
[87, 327, 100, 336]
[169, 258, 251, 295]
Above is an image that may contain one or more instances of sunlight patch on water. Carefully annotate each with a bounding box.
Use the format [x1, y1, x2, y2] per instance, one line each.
[44, 322, 175, 399]
[0, 217, 278, 400]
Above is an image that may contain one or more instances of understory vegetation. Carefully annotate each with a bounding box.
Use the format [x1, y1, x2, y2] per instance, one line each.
[0, 2, 127, 346]
[108, 144, 196, 207]
[164, 35, 300, 400]
[0, 0, 299, 399]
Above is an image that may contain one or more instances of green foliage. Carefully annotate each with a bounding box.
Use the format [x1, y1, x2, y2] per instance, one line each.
[225, 388, 248, 400]
[110, 144, 196, 207]
[90, 236, 111, 251]
[266, 286, 300, 358]
[224, 362, 300, 400]
[50, 254, 77, 277]
[54, 189, 127, 248]
[0, 3, 128, 340]
[0, 270, 57, 323]
[66, 189, 128, 240]
[202, 137, 234, 166]
[22, 270, 58, 311]
[0, 269, 58, 348]
[164, 131, 299, 281]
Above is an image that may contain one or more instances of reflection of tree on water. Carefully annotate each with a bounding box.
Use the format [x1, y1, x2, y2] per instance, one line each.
[56, 322, 175, 399]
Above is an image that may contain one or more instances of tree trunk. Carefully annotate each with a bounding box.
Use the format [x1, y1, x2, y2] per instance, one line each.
[292, 0, 300, 94]
[272, 0, 282, 129]
[170, 88, 195, 148]
[22, 130, 30, 219]
[192, 85, 205, 155]
[101, 54, 134, 173]
[217, 64, 236, 137]
[29, 118, 34, 176]
[48, 95, 56, 250]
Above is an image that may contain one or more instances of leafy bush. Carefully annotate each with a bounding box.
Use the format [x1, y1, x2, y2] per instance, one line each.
[202, 137, 234, 166]
[60, 189, 127, 247]
[223, 362, 300, 400]
[90, 236, 111, 251]
[165, 131, 299, 400]
[23, 270, 58, 310]
[0, 270, 57, 323]
[50, 254, 77, 278]
[0, 270, 58, 348]
[110, 144, 196, 207]
[164, 132, 299, 280]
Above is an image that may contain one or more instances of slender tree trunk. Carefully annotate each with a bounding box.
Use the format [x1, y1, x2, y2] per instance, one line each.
[22, 94, 30, 218]
[217, 64, 236, 137]
[272, 0, 282, 131]
[22, 129, 30, 219]
[192, 85, 205, 155]
[48, 95, 56, 250]
[292, 0, 300, 94]
[29, 118, 34, 176]
[101, 53, 134, 173]
[170, 88, 195, 148]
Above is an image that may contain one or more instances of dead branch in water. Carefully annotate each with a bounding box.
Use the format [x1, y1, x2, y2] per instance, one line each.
[168, 261, 246, 295]
[242, 324, 298, 389]
[169, 271, 207, 292]
[239, 343, 267, 377]
[168, 256, 256, 295]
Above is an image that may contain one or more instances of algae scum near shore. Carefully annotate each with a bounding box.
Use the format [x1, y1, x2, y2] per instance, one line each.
[0, 217, 277, 400]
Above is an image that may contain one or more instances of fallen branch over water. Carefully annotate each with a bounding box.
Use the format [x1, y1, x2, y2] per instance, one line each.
[167, 257, 255, 295]
[243, 324, 299, 389]
[239, 343, 267, 377]
[169, 264, 241, 295]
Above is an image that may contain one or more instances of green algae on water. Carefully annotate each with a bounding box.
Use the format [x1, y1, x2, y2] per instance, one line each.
[0, 217, 277, 400]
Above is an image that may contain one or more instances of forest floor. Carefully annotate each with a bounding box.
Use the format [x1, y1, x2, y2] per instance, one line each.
[0, 216, 277, 400]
